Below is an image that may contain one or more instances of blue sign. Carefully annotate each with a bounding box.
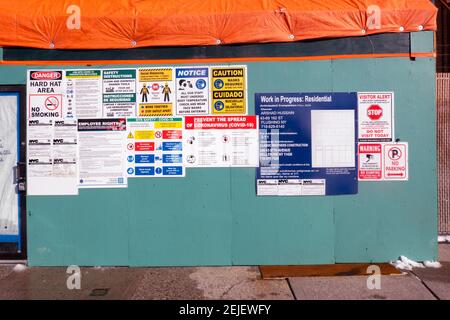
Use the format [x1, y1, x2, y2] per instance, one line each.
[162, 141, 182, 151]
[163, 166, 183, 176]
[135, 167, 155, 176]
[256, 92, 358, 196]
[135, 154, 155, 164]
[163, 154, 183, 164]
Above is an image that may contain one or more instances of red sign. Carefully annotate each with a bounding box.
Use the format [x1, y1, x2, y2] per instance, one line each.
[152, 83, 159, 91]
[30, 71, 62, 80]
[185, 116, 257, 130]
[135, 142, 155, 151]
[163, 130, 182, 139]
[358, 143, 382, 180]
[367, 104, 383, 120]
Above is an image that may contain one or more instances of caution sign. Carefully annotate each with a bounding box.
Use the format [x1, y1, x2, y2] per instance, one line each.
[383, 143, 408, 180]
[27, 70, 63, 119]
[211, 66, 247, 114]
[138, 68, 174, 116]
[358, 143, 382, 180]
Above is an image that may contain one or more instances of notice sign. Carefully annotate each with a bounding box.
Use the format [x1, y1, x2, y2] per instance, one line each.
[211, 66, 247, 114]
[175, 67, 209, 115]
[102, 69, 137, 117]
[126, 118, 184, 177]
[358, 143, 382, 180]
[138, 68, 174, 116]
[28, 70, 63, 119]
[78, 118, 128, 188]
[383, 143, 408, 180]
[358, 92, 394, 142]
[65, 69, 102, 119]
[256, 92, 358, 196]
[184, 116, 258, 167]
[27, 119, 78, 195]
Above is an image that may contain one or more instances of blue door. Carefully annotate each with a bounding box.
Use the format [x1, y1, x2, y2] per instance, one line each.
[0, 86, 26, 259]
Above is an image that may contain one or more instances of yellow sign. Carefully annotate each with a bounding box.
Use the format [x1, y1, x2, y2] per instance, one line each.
[211, 66, 246, 114]
[139, 103, 173, 116]
[127, 132, 134, 139]
[155, 122, 182, 129]
[139, 68, 172, 82]
[135, 130, 154, 140]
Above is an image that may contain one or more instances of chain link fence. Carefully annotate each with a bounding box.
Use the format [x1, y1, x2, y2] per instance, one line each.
[437, 73, 450, 235]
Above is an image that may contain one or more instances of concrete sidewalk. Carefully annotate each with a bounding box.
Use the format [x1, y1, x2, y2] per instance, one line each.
[0, 265, 293, 300]
[0, 244, 448, 300]
[288, 244, 450, 300]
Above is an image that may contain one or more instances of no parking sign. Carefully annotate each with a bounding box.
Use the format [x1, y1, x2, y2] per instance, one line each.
[383, 143, 408, 180]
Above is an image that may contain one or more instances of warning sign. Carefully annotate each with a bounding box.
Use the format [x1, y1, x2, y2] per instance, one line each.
[358, 92, 394, 142]
[211, 66, 247, 114]
[383, 143, 408, 180]
[27, 70, 64, 119]
[358, 143, 382, 180]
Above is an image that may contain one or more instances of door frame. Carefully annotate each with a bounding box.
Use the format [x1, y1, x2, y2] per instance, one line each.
[0, 85, 27, 260]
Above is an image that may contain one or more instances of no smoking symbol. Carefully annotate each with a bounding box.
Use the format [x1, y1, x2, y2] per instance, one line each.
[155, 131, 162, 138]
[45, 96, 59, 111]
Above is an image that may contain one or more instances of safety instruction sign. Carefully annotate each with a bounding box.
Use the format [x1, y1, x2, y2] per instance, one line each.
[184, 116, 258, 167]
[103, 69, 137, 117]
[211, 66, 247, 114]
[358, 92, 394, 142]
[78, 118, 128, 188]
[138, 68, 174, 116]
[358, 143, 383, 180]
[256, 92, 358, 196]
[27, 70, 64, 119]
[126, 117, 184, 177]
[383, 143, 408, 180]
[65, 69, 102, 119]
[175, 67, 209, 115]
[27, 119, 78, 195]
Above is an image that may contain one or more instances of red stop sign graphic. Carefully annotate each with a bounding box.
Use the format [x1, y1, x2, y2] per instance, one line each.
[367, 104, 383, 120]
[152, 83, 160, 91]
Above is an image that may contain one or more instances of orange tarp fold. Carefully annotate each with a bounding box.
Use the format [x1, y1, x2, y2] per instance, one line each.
[0, 0, 438, 50]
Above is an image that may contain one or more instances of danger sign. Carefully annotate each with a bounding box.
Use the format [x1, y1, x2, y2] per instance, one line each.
[358, 92, 394, 142]
[383, 143, 408, 180]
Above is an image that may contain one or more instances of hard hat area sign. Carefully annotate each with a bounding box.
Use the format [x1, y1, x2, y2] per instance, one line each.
[27, 70, 64, 119]
[384, 143, 408, 180]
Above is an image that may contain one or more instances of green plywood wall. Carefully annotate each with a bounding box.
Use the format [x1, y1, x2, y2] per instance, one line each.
[0, 41, 438, 266]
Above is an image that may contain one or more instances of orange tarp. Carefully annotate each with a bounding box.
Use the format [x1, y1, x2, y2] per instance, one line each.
[0, 0, 438, 50]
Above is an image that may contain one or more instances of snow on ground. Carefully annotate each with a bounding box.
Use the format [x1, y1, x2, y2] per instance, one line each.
[391, 256, 441, 271]
[12, 264, 27, 272]
[438, 235, 450, 243]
